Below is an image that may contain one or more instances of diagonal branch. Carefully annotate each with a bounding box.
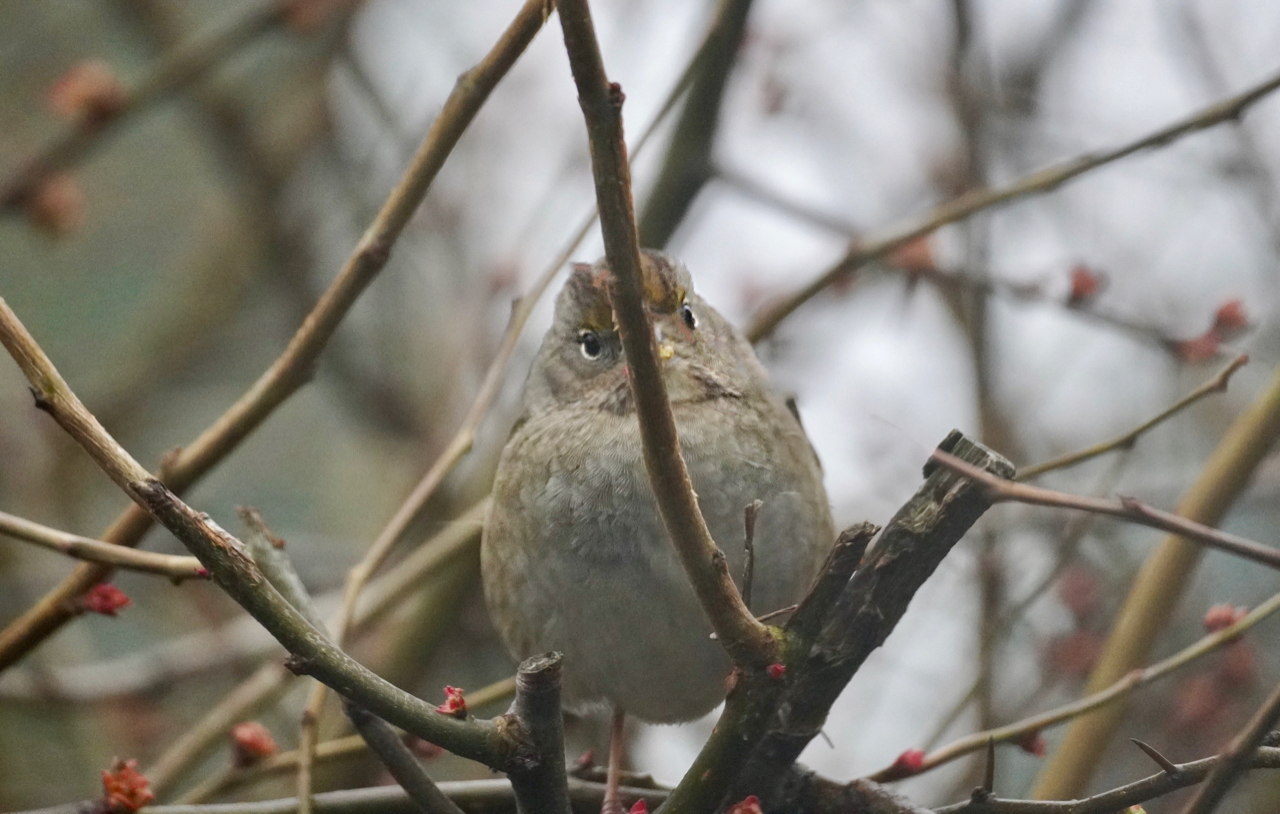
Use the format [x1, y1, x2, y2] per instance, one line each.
[932, 450, 1280, 571]
[745, 65, 1280, 342]
[636, 0, 755, 247]
[0, 0, 551, 675]
[1019, 354, 1248, 479]
[0, 296, 522, 772]
[556, 0, 776, 668]
[865, 587, 1280, 781]
[0, 509, 206, 581]
[1178, 677, 1280, 814]
[939, 747, 1280, 814]
[0, 1, 289, 209]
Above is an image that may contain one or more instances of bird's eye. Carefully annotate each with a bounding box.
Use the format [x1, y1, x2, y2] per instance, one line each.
[578, 330, 603, 360]
[681, 301, 697, 330]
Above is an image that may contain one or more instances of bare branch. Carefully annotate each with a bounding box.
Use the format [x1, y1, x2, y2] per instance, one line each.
[148, 500, 487, 798]
[932, 450, 1280, 570]
[0, 0, 551, 674]
[1019, 354, 1248, 479]
[864, 588, 1280, 780]
[745, 66, 1280, 342]
[741, 500, 762, 611]
[938, 747, 1280, 814]
[557, 0, 776, 668]
[0, 297, 511, 769]
[0, 509, 206, 581]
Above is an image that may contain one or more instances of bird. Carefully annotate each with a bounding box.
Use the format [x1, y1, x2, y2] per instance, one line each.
[481, 249, 834, 810]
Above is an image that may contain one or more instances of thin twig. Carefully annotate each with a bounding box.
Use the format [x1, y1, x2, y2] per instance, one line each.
[1019, 354, 1248, 479]
[0, 0, 550, 675]
[932, 450, 1280, 570]
[1130, 739, 1181, 778]
[864, 587, 1280, 781]
[0, 509, 207, 581]
[745, 65, 1280, 342]
[557, 0, 776, 668]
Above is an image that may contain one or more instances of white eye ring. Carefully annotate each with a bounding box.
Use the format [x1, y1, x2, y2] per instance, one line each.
[578, 330, 603, 359]
[681, 301, 697, 330]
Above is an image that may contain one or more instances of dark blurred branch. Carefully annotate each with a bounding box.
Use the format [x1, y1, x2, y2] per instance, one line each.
[636, 0, 754, 247]
[557, 0, 777, 667]
[939, 746, 1280, 814]
[0, 0, 287, 209]
[745, 64, 1280, 342]
[865, 587, 1280, 781]
[0, 0, 548, 676]
[933, 449, 1280, 571]
[1019, 353, 1248, 478]
[0, 509, 206, 581]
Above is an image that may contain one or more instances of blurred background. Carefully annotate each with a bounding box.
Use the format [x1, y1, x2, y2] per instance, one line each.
[2, 0, 1280, 810]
